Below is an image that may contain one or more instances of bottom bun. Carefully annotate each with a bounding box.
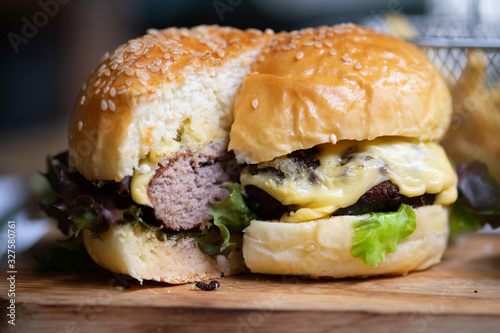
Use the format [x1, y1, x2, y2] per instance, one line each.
[83, 223, 245, 284]
[243, 205, 449, 278]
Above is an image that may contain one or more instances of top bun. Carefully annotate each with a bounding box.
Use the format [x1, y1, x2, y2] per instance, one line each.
[229, 24, 452, 164]
[68, 25, 271, 181]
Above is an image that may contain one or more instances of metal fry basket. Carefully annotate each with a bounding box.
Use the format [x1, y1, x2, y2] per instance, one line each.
[364, 14, 500, 180]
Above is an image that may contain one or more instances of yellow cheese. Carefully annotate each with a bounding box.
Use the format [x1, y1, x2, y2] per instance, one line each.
[130, 140, 183, 207]
[240, 137, 458, 222]
[130, 160, 156, 207]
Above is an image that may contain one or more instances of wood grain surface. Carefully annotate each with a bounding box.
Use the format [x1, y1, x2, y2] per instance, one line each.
[1, 232, 500, 333]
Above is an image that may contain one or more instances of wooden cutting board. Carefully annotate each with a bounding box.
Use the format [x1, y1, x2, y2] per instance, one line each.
[1, 232, 500, 333]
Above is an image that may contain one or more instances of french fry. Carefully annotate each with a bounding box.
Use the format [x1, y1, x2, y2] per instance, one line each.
[442, 50, 500, 180]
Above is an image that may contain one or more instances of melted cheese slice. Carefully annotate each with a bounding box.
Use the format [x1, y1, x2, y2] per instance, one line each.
[130, 161, 156, 207]
[130, 140, 184, 207]
[240, 137, 458, 223]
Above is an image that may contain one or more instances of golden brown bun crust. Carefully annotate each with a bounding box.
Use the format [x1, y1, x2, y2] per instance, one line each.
[243, 205, 449, 278]
[69, 25, 271, 181]
[229, 24, 452, 163]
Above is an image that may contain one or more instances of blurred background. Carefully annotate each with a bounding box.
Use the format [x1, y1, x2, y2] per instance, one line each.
[1, 0, 499, 175]
[1, 0, 499, 262]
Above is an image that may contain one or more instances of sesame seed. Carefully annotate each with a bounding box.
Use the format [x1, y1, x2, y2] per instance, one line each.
[101, 52, 110, 61]
[258, 55, 265, 62]
[296, 51, 304, 60]
[93, 78, 102, 87]
[305, 244, 316, 252]
[147, 28, 160, 35]
[101, 100, 108, 111]
[163, 53, 171, 59]
[324, 40, 332, 47]
[125, 67, 134, 76]
[154, 58, 162, 66]
[329, 133, 337, 144]
[136, 63, 145, 68]
[110, 87, 116, 97]
[217, 50, 225, 58]
[104, 68, 110, 76]
[126, 79, 133, 86]
[265, 28, 274, 35]
[150, 66, 160, 73]
[167, 72, 175, 80]
[252, 99, 259, 109]
[108, 100, 116, 111]
[117, 87, 127, 95]
[342, 55, 351, 62]
[314, 42, 322, 48]
[80, 95, 86, 105]
[173, 54, 180, 60]
[111, 63, 118, 70]
[148, 93, 158, 101]
[200, 51, 211, 60]
[145, 53, 152, 59]
[161, 64, 169, 73]
[355, 62, 362, 70]
[303, 41, 314, 46]
[78, 121, 83, 132]
[330, 49, 337, 55]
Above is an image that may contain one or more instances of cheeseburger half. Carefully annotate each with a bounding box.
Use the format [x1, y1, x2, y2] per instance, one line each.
[45, 25, 272, 284]
[229, 24, 458, 278]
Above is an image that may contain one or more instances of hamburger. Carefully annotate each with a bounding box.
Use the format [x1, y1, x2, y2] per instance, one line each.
[229, 24, 458, 278]
[44, 25, 272, 284]
[44, 23, 462, 284]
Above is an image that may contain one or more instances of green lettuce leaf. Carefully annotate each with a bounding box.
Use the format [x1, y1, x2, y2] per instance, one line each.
[201, 183, 258, 256]
[450, 161, 500, 234]
[351, 204, 417, 267]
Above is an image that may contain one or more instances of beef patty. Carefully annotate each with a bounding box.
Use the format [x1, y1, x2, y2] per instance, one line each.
[148, 143, 240, 231]
[245, 181, 436, 220]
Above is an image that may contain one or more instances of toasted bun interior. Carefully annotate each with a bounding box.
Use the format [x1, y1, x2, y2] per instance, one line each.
[243, 205, 449, 278]
[83, 224, 245, 284]
[229, 24, 452, 164]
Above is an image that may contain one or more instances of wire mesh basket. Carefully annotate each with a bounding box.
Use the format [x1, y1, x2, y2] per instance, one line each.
[363, 14, 500, 180]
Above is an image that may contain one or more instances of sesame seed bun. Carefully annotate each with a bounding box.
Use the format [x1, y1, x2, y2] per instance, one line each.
[243, 205, 449, 278]
[229, 24, 452, 164]
[68, 25, 271, 181]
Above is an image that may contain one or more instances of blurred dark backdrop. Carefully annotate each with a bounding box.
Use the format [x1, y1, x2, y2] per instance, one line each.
[0, 0, 425, 175]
